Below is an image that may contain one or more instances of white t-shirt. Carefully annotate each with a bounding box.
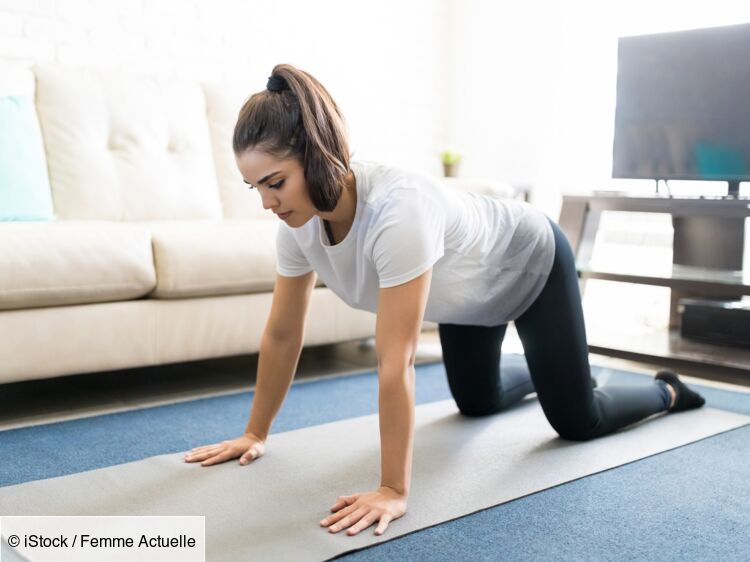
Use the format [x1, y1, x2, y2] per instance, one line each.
[275, 159, 555, 327]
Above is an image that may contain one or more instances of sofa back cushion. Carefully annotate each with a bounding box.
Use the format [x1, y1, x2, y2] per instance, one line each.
[203, 80, 273, 221]
[33, 64, 223, 221]
[0, 62, 54, 221]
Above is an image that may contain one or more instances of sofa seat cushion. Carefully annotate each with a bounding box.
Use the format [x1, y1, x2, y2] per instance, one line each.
[143, 220, 324, 299]
[0, 221, 156, 311]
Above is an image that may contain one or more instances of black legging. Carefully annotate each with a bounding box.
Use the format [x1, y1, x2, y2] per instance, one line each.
[438, 216, 671, 441]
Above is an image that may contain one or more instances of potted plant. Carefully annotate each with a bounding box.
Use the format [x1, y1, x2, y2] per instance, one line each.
[440, 150, 462, 177]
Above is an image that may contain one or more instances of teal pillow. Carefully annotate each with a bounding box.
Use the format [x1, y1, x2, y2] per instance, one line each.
[0, 95, 54, 221]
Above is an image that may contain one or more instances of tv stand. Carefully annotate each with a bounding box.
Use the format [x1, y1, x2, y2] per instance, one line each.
[728, 180, 741, 198]
[559, 193, 750, 379]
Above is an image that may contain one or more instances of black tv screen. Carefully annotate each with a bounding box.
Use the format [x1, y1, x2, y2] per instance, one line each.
[612, 23, 750, 186]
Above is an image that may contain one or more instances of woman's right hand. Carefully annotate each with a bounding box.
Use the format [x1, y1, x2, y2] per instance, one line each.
[184, 432, 266, 467]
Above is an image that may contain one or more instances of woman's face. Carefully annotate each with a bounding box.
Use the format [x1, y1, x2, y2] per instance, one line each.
[235, 149, 316, 227]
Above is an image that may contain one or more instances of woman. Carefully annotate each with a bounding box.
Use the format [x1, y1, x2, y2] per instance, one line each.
[184, 63, 706, 538]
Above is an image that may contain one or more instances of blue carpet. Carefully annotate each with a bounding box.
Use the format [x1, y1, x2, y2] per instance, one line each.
[1, 354, 748, 561]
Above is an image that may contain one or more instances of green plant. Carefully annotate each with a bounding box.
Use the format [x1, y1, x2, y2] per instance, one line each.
[440, 150, 462, 165]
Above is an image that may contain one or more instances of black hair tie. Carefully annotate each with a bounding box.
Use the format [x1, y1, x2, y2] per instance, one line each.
[266, 75, 290, 92]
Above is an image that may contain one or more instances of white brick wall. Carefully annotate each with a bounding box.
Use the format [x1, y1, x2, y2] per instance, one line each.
[0, 0, 244, 77]
[0, 0, 450, 175]
[0, 11, 23, 35]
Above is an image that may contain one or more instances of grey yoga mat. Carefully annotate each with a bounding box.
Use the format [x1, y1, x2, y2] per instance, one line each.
[1, 398, 748, 562]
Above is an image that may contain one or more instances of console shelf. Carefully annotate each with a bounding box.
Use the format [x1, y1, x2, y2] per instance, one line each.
[576, 263, 750, 293]
[587, 325, 750, 377]
[560, 194, 750, 378]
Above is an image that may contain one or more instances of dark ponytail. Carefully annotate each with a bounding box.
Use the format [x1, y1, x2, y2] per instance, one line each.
[233, 63, 352, 212]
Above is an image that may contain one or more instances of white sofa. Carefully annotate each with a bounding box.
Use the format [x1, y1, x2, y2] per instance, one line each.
[0, 60, 517, 385]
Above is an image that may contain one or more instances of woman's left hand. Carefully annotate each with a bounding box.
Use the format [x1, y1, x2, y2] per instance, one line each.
[320, 485, 408, 537]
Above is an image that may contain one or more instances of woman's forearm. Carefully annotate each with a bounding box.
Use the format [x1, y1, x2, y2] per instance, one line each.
[378, 363, 416, 496]
[245, 331, 304, 441]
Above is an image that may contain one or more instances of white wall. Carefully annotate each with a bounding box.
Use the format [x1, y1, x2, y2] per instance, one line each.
[0, 0, 450, 176]
[446, 0, 750, 218]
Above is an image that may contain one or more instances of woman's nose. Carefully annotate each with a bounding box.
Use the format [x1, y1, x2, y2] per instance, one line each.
[259, 191, 279, 211]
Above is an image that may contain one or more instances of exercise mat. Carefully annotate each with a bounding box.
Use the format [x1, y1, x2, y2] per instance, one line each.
[1, 399, 747, 561]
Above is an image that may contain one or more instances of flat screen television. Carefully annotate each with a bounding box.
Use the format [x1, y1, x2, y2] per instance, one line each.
[612, 23, 750, 196]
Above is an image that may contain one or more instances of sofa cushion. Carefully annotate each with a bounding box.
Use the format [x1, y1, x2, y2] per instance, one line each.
[0, 222, 156, 311]
[0, 61, 54, 222]
[32, 64, 223, 221]
[143, 220, 323, 298]
[0, 96, 55, 222]
[202, 80, 271, 221]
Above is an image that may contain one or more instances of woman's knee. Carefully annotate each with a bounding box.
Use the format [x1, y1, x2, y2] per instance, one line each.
[551, 419, 601, 442]
[455, 399, 502, 418]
